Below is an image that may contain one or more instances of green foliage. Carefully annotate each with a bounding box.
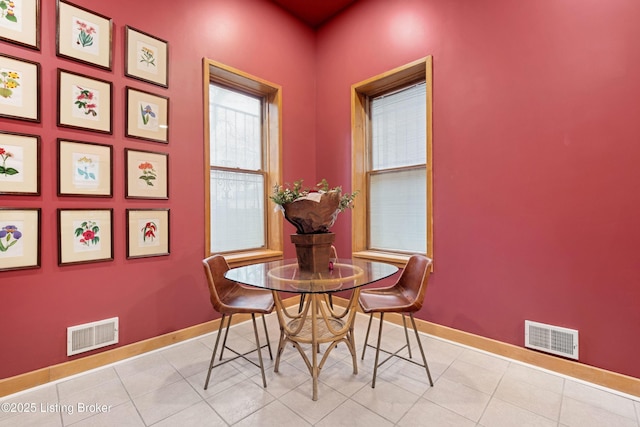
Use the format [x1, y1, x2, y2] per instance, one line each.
[270, 178, 358, 212]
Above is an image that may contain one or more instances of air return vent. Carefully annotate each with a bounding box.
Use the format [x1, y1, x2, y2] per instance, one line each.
[67, 317, 119, 356]
[525, 320, 578, 360]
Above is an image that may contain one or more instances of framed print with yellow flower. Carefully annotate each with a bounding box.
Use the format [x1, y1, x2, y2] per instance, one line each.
[125, 87, 169, 143]
[0, 53, 40, 122]
[58, 69, 112, 134]
[0, 131, 40, 195]
[125, 148, 168, 199]
[0, 0, 40, 50]
[126, 208, 170, 259]
[56, 0, 112, 70]
[0, 208, 40, 272]
[125, 26, 168, 88]
[58, 139, 112, 197]
[58, 208, 113, 266]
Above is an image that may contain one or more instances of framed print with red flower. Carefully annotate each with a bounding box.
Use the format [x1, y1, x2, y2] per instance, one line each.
[125, 87, 169, 143]
[57, 69, 112, 134]
[0, 53, 40, 122]
[0, 0, 40, 50]
[58, 208, 113, 266]
[56, 0, 112, 70]
[126, 208, 170, 259]
[125, 148, 168, 199]
[0, 131, 40, 195]
[0, 208, 40, 272]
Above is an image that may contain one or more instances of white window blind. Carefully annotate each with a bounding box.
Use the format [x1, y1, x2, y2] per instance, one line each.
[369, 82, 427, 253]
[209, 84, 265, 253]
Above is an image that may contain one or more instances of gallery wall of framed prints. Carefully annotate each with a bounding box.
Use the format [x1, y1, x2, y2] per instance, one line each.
[0, 0, 171, 272]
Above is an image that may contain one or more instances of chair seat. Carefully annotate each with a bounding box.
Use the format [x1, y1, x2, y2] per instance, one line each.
[359, 288, 414, 314]
[221, 287, 274, 315]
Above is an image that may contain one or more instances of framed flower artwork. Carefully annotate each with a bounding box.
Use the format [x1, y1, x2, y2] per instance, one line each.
[57, 69, 112, 134]
[125, 87, 169, 143]
[125, 26, 168, 88]
[0, 208, 40, 272]
[56, 0, 112, 70]
[0, 0, 40, 50]
[126, 208, 170, 259]
[57, 139, 112, 197]
[125, 148, 168, 199]
[58, 208, 113, 266]
[0, 131, 40, 195]
[0, 53, 40, 122]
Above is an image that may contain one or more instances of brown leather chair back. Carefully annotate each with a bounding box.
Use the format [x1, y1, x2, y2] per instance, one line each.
[396, 255, 433, 312]
[202, 255, 236, 313]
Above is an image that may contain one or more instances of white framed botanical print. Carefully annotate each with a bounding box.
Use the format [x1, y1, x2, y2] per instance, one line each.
[58, 208, 113, 266]
[0, 208, 40, 272]
[57, 139, 112, 197]
[57, 69, 112, 134]
[125, 148, 168, 199]
[0, 131, 40, 195]
[0, 0, 40, 50]
[125, 26, 168, 88]
[0, 53, 40, 122]
[126, 208, 170, 259]
[125, 87, 169, 143]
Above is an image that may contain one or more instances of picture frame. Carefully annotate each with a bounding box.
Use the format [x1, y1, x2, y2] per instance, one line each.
[58, 139, 112, 197]
[0, 53, 40, 122]
[125, 148, 169, 199]
[56, 0, 112, 70]
[58, 69, 112, 134]
[0, 0, 40, 50]
[0, 208, 40, 272]
[125, 87, 169, 143]
[125, 26, 168, 88]
[58, 208, 113, 266]
[126, 209, 170, 259]
[0, 131, 40, 195]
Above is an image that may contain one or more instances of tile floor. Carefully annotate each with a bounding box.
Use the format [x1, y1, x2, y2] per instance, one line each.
[1, 312, 639, 426]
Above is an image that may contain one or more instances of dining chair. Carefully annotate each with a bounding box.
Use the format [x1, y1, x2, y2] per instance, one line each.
[359, 254, 434, 388]
[202, 255, 275, 389]
[298, 245, 337, 312]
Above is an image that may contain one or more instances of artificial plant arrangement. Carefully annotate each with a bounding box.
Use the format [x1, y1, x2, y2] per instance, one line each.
[271, 179, 358, 234]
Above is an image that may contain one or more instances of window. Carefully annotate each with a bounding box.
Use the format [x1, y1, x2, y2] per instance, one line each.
[351, 57, 433, 265]
[204, 59, 282, 265]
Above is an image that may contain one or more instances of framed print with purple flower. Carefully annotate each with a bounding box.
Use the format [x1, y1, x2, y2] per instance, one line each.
[58, 208, 113, 266]
[56, 0, 112, 70]
[0, 208, 40, 272]
[58, 69, 112, 134]
[125, 26, 168, 88]
[0, 53, 40, 122]
[126, 209, 170, 259]
[125, 87, 169, 143]
[0, 130, 40, 195]
[0, 0, 40, 50]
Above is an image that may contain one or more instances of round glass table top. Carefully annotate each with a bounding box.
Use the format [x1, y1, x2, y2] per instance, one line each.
[224, 258, 399, 294]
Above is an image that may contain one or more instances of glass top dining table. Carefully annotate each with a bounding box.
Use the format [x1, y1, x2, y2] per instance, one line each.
[224, 258, 399, 294]
[224, 258, 399, 400]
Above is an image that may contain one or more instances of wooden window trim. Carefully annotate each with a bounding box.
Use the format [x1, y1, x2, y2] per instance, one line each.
[351, 56, 433, 267]
[203, 58, 283, 267]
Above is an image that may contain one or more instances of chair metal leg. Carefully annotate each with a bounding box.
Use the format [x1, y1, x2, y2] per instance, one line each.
[361, 313, 374, 360]
[251, 313, 268, 388]
[298, 294, 306, 312]
[409, 314, 433, 386]
[219, 313, 233, 361]
[371, 312, 385, 388]
[261, 314, 273, 360]
[401, 314, 412, 359]
[204, 314, 227, 390]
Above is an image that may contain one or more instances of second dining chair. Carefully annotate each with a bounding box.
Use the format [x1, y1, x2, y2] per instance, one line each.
[202, 255, 275, 389]
[359, 254, 434, 388]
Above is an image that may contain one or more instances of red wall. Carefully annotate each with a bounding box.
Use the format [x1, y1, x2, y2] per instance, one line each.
[0, 0, 315, 379]
[2, 0, 639, 383]
[316, 0, 640, 378]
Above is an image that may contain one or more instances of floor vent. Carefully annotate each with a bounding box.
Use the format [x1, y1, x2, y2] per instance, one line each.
[525, 320, 578, 360]
[67, 317, 119, 356]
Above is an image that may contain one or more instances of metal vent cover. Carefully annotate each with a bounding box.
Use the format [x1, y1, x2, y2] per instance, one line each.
[525, 320, 578, 360]
[67, 317, 119, 356]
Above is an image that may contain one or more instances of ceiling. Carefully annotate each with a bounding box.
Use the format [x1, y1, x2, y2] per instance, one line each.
[270, 0, 358, 28]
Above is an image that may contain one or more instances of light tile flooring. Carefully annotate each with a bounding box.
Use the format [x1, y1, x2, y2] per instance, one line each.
[2, 313, 639, 426]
